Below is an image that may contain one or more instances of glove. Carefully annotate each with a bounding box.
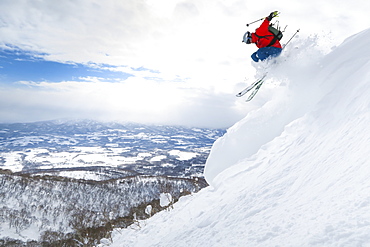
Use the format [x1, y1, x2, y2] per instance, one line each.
[267, 11, 279, 21]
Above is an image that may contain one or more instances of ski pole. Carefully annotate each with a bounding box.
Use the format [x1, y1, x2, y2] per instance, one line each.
[246, 17, 265, 27]
[246, 12, 280, 26]
[283, 29, 300, 49]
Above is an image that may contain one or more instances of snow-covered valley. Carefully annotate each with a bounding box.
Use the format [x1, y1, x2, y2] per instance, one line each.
[0, 121, 224, 179]
[107, 28, 370, 246]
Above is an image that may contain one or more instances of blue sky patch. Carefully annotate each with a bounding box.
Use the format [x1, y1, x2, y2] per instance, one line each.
[0, 48, 133, 84]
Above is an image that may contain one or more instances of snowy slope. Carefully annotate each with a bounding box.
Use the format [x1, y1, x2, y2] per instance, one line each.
[108, 28, 370, 246]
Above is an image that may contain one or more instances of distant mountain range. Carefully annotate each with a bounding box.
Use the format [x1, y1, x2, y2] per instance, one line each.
[0, 120, 225, 180]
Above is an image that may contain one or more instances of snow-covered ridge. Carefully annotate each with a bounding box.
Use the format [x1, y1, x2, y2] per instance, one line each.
[109, 28, 370, 246]
[0, 171, 206, 244]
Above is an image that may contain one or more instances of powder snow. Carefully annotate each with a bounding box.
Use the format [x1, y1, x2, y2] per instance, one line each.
[106, 28, 370, 247]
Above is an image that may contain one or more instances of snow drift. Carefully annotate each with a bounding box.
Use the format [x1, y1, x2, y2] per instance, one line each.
[108, 28, 370, 246]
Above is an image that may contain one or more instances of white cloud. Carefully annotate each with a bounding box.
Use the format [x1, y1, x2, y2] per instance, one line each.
[0, 78, 245, 128]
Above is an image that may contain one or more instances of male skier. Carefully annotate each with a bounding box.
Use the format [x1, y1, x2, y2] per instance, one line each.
[243, 11, 281, 62]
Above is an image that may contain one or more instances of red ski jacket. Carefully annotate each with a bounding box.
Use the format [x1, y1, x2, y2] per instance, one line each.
[251, 18, 282, 49]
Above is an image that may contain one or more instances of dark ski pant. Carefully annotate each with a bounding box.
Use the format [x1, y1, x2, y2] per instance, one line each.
[251, 47, 282, 62]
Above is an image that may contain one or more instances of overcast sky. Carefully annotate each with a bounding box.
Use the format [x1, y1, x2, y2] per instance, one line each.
[0, 0, 369, 128]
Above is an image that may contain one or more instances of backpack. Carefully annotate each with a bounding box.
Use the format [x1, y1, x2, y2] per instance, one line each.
[267, 25, 283, 47]
[268, 25, 283, 41]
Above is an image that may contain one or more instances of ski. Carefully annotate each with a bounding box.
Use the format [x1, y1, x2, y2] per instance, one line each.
[246, 80, 264, 101]
[236, 74, 267, 97]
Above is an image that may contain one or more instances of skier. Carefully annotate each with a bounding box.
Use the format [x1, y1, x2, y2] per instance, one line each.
[244, 11, 282, 62]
